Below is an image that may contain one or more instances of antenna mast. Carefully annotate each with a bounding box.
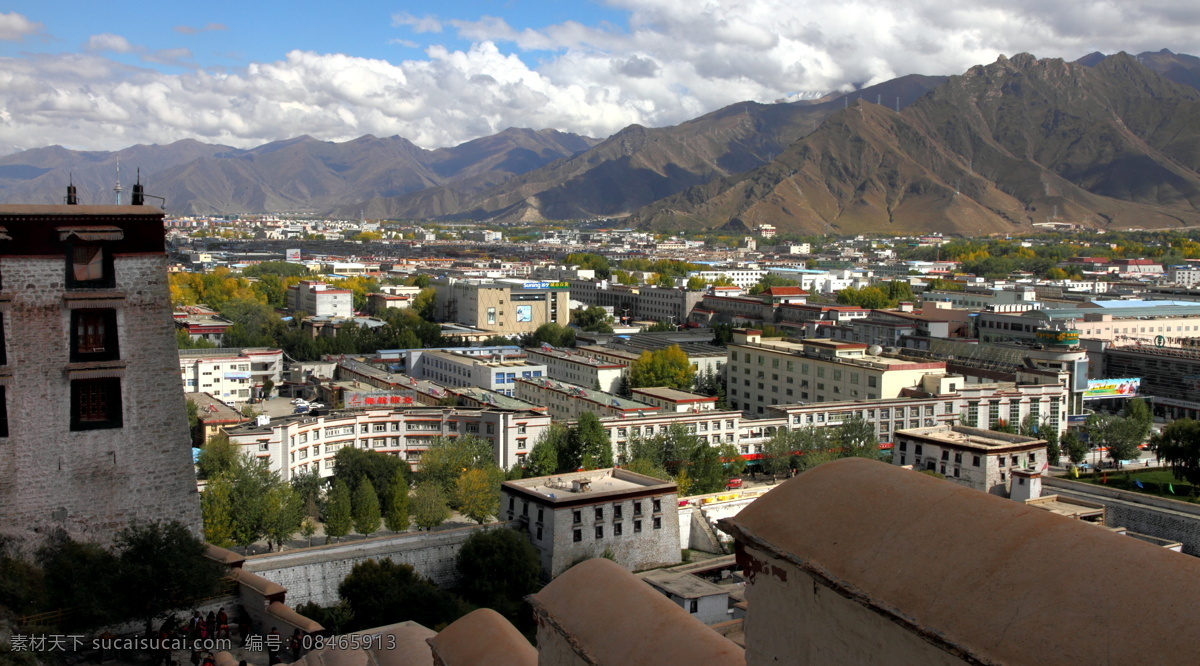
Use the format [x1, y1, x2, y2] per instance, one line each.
[113, 163, 123, 205]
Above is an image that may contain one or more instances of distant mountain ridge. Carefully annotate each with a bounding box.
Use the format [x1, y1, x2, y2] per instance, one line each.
[629, 52, 1200, 235]
[1, 48, 1198, 231]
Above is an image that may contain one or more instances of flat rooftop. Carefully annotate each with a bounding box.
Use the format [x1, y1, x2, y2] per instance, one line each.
[503, 468, 675, 503]
[1025, 495, 1105, 520]
[630, 387, 717, 403]
[640, 570, 728, 599]
[896, 425, 1046, 451]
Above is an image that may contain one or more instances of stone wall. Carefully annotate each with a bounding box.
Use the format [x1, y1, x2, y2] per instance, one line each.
[1043, 476, 1200, 556]
[0, 252, 201, 550]
[242, 525, 495, 608]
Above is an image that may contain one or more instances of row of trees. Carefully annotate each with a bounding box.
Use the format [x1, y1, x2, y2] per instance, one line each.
[622, 424, 745, 496]
[0, 523, 224, 634]
[525, 413, 614, 475]
[758, 417, 887, 478]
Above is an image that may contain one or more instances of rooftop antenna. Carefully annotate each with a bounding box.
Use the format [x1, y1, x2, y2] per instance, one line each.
[131, 168, 144, 205]
[66, 174, 78, 205]
[113, 162, 123, 205]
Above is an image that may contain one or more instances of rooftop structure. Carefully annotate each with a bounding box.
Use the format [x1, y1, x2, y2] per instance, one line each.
[893, 424, 1047, 496]
[514, 377, 656, 421]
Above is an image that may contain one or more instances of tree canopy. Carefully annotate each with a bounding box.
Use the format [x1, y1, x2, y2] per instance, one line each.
[627, 345, 696, 391]
[455, 528, 541, 621]
[337, 559, 463, 632]
[1151, 419, 1200, 484]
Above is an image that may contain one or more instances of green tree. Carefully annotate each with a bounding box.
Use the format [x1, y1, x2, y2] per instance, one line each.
[1151, 419, 1200, 484]
[566, 412, 612, 470]
[333, 447, 410, 510]
[413, 288, 437, 320]
[520, 322, 576, 348]
[836, 286, 894, 309]
[456, 468, 502, 524]
[37, 533, 119, 630]
[263, 482, 305, 551]
[563, 252, 611, 280]
[418, 435, 494, 496]
[456, 528, 541, 620]
[622, 457, 671, 480]
[748, 274, 800, 295]
[224, 456, 276, 548]
[685, 441, 727, 495]
[384, 471, 411, 533]
[337, 559, 462, 632]
[1086, 413, 1144, 468]
[1125, 398, 1153, 443]
[113, 521, 225, 634]
[628, 423, 696, 476]
[1063, 431, 1088, 465]
[762, 429, 798, 479]
[200, 476, 236, 548]
[291, 469, 325, 519]
[717, 442, 747, 478]
[325, 479, 353, 542]
[353, 479, 382, 536]
[411, 484, 451, 531]
[196, 432, 239, 480]
[834, 416, 883, 460]
[526, 425, 566, 476]
[627, 346, 696, 391]
[573, 306, 614, 333]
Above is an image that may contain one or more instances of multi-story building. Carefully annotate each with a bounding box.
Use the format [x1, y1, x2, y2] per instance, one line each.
[596, 410, 747, 462]
[415, 349, 548, 397]
[685, 269, 767, 290]
[892, 425, 1047, 496]
[0, 203, 201, 547]
[1103, 345, 1200, 420]
[432, 279, 569, 335]
[225, 406, 551, 477]
[173, 306, 234, 345]
[514, 378, 657, 421]
[179, 347, 284, 403]
[630, 387, 718, 413]
[288, 280, 354, 317]
[501, 468, 681, 578]
[726, 330, 948, 415]
[1168, 266, 1200, 287]
[524, 346, 627, 394]
[976, 302, 1200, 346]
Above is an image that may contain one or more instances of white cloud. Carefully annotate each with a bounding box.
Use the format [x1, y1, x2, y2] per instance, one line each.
[85, 33, 134, 54]
[3, 1, 1200, 153]
[0, 12, 42, 41]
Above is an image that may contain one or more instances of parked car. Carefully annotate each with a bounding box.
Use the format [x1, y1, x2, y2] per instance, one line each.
[725, 478, 744, 490]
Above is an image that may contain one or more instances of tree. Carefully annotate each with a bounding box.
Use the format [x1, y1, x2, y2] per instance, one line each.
[413, 288, 437, 320]
[833, 416, 881, 460]
[628, 423, 696, 476]
[456, 529, 542, 619]
[263, 482, 305, 551]
[196, 432, 240, 480]
[563, 252, 611, 280]
[749, 274, 799, 295]
[412, 484, 451, 531]
[325, 479, 353, 541]
[1125, 398, 1153, 443]
[526, 425, 566, 476]
[567, 412, 613, 471]
[1086, 413, 1144, 468]
[201, 476, 236, 548]
[685, 441, 727, 495]
[520, 322, 576, 348]
[627, 346, 696, 391]
[1063, 431, 1088, 465]
[622, 457, 671, 480]
[717, 443, 747, 478]
[1151, 419, 1200, 484]
[261, 378, 275, 399]
[573, 306, 614, 333]
[333, 447, 410, 510]
[113, 521, 225, 634]
[456, 468, 502, 524]
[761, 430, 797, 479]
[337, 559, 462, 632]
[353, 479, 382, 536]
[384, 471, 410, 533]
[224, 456, 276, 548]
[836, 286, 893, 309]
[418, 435, 494, 496]
[37, 533, 119, 630]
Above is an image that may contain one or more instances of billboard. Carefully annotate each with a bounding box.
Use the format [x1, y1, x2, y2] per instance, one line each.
[285, 248, 301, 262]
[1082, 378, 1140, 400]
[521, 281, 569, 290]
[516, 305, 533, 322]
[1035, 329, 1079, 346]
[345, 391, 417, 408]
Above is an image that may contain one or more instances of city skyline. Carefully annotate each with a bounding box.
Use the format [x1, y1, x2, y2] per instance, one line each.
[1, 1, 1199, 154]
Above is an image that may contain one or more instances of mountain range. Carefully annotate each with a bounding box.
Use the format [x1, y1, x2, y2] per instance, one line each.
[2, 49, 1199, 235]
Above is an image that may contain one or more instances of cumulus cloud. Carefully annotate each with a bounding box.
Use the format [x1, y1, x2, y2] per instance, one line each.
[85, 33, 135, 54]
[3, 0, 1200, 153]
[0, 12, 42, 41]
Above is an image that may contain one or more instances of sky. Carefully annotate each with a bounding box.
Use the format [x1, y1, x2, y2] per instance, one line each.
[0, 0, 1198, 154]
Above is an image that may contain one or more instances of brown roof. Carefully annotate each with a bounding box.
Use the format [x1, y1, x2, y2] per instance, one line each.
[528, 558, 744, 666]
[721, 458, 1200, 665]
[426, 609, 536, 666]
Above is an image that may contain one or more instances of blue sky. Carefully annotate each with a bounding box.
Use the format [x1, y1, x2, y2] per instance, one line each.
[0, 1, 1197, 154]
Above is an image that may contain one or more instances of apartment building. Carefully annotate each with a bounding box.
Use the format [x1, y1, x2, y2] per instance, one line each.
[976, 302, 1200, 346]
[514, 378, 657, 421]
[524, 346, 627, 394]
[630, 387, 717, 412]
[288, 280, 354, 317]
[416, 349, 548, 397]
[433, 279, 569, 335]
[179, 348, 285, 403]
[893, 425, 1048, 496]
[225, 406, 552, 477]
[726, 330, 947, 415]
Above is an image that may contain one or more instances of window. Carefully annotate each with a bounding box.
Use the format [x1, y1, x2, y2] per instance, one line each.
[634, 501, 642, 516]
[653, 517, 662, 530]
[634, 520, 642, 533]
[941, 450, 949, 461]
[71, 378, 122, 430]
[973, 455, 981, 467]
[573, 529, 582, 542]
[614, 522, 623, 536]
[689, 599, 698, 613]
[653, 499, 662, 513]
[0, 386, 7, 437]
[67, 245, 114, 288]
[595, 507, 603, 521]
[537, 508, 544, 522]
[536, 527, 542, 540]
[595, 525, 603, 539]
[71, 309, 119, 362]
[572, 510, 582, 524]
[914, 444, 922, 455]
[613, 504, 623, 519]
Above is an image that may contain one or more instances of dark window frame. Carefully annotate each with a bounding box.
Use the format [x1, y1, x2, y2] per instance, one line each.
[70, 309, 120, 363]
[65, 243, 116, 290]
[70, 378, 123, 431]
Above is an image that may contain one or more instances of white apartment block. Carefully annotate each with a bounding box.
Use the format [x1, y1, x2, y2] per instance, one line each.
[416, 349, 548, 397]
[224, 406, 552, 478]
[288, 280, 354, 317]
[892, 425, 1048, 497]
[686, 270, 768, 290]
[726, 331, 948, 415]
[524, 347, 628, 394]
[1168, 267, 1200, 287]
[179, 348, 284, 404]
[630, 387, 718, 413]
[514, 378, 658, 421]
